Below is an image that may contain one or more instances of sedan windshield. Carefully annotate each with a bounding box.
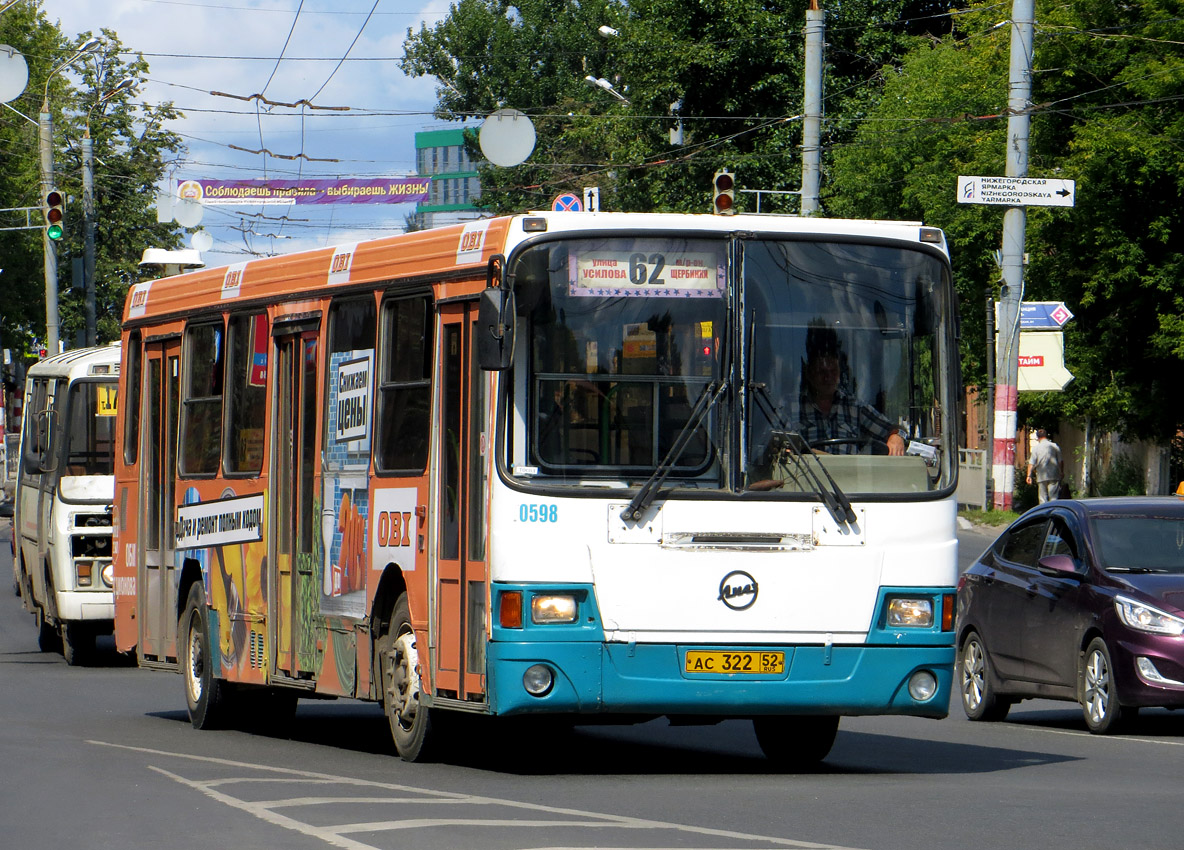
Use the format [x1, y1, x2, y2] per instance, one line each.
[1093, 515, 1184, 573]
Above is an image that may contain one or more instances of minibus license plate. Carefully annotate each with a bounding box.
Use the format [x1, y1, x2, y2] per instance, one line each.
[684, 650, 785, 674]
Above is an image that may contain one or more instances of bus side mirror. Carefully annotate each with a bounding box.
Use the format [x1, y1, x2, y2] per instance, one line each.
[23, 410, 58, 474]
[477, 287, 515, 371]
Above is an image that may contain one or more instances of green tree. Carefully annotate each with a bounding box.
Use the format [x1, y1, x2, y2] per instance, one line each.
[0, 0, 68, 357]
[54, 29, 185, 344]
[827, 0, 1184, 442]
[401, 0, 954, 215]
[0, 7, 184, 355]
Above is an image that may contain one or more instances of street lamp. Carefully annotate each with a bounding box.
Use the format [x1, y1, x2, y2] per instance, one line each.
[584, 74, 629, 104]
[39, 36, 101, 356]
[82, 75, 135, 346]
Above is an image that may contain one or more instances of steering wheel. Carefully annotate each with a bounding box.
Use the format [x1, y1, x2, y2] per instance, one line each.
[808, 437, 888, 455]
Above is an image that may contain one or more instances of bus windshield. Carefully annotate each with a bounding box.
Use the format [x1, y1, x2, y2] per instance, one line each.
[64, 381, 118, 476]
[512, 236, 728, 482]
[506, 233, 955, 496]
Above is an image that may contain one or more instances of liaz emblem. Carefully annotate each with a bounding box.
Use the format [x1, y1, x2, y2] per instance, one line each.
[718, 570, 758, 610]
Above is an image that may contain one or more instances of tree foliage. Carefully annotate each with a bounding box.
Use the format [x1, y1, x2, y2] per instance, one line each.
[401, 0, 951, 215]
[0, 5, 185, 355]
[828, 0, 1184, 441]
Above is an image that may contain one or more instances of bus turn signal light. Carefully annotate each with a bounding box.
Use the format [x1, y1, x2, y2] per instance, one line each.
[500, 591, 523, 628]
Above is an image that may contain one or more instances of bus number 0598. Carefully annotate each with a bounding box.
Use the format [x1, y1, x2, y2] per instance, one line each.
[519, 504, 558, 523]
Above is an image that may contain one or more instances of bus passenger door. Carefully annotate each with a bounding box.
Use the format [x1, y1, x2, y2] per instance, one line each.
[271, 331, 319, 678]
[139, 339, 180, 665]
[433, 303, 488, 701]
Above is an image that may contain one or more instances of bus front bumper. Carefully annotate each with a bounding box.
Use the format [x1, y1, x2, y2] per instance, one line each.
[485, 641, 954, 719]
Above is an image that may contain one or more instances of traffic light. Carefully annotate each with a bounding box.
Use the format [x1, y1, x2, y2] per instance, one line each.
[44, 189, 64, 241]
[712, 169, 735, 215]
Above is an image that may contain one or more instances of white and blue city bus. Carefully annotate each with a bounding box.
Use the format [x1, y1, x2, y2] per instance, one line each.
[473, 211, 958, 765]
[115, 211, 957, 766]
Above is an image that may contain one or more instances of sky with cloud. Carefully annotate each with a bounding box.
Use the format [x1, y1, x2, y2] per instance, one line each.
[48, 0, 458, 267]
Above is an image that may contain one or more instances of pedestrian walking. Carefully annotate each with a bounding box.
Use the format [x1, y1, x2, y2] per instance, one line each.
[1026, 428, 1063, 503]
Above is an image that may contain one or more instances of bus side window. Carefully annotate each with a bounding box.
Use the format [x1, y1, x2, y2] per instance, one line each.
[180, 321, 225, 476]
[124, 331, 142, 466]
[225, 312, 268, 475]
[325, 297, 376, 472]
[376, 293, 432, 474]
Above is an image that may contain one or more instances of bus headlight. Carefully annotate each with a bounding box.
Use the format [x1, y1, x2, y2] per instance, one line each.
[887, 597, 934, 628]
[531, 594, 577, 624]
[101, 563, 114, 588]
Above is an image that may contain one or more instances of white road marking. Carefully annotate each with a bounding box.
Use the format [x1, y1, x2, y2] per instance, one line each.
[90, 740, 867, 850]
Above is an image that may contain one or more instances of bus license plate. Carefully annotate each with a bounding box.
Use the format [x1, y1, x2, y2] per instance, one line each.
[684, 650, 785, 675]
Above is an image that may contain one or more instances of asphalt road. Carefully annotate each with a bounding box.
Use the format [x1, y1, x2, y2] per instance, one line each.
[4, 518, 1182, 850]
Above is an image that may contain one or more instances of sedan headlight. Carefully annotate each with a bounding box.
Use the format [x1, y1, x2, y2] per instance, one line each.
[1115, 596, 1184, 636]
[887, 597, 934, 628]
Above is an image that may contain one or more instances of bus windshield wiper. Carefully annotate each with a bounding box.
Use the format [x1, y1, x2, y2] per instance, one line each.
[750, 384, 856, 528]
[620, 380, 726, 523]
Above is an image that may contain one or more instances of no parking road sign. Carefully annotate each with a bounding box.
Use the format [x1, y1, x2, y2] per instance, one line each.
[552, 192, 583, 212]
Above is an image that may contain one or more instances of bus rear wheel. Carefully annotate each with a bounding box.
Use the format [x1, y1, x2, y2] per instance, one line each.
[752, 715, 839, 769]
[181, 582, 231, 729]
[378, 593, 437, 761]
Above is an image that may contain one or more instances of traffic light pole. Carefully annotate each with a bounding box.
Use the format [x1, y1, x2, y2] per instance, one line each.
[38, 103, 60, 357]
[991, 0, 1034, 509]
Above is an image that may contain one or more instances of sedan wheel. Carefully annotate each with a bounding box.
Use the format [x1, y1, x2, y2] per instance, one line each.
[960, 631, 1011, 721]
[1081, 637, 1125, 734]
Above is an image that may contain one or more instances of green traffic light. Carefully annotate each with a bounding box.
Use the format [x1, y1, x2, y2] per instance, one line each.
[47, 223, 63, 240]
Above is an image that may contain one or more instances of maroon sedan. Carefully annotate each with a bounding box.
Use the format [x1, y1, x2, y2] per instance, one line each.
[957, 497, 1184, 733]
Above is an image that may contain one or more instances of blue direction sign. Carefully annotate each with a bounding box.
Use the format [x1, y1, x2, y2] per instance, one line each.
[1020, 301, 1074, 330]
[552, 192, 583, 212]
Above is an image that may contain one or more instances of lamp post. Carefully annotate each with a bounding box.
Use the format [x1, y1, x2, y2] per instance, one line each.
[39, 36, 101, 356]
[82, 75, 135, 346]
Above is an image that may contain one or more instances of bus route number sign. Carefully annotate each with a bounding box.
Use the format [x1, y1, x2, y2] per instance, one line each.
[684, 650, 785, 675]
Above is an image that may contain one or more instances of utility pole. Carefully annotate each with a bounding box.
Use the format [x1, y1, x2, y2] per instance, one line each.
[81, 131, 97, 347]
[800, 0, 824, 215]
[991, 0, 1035, 509]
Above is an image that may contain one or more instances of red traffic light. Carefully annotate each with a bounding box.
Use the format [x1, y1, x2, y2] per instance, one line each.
[712, 169, 735, 215]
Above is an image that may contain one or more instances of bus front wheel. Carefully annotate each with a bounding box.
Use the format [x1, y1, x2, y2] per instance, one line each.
[181, 582, 231, 729]
[62, 622, 94, 666]
[378, 593, 437, 761]
[752, 715, 839, 768]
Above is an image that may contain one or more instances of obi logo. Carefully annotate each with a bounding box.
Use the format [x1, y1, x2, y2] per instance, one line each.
[459, 230, 483, 253]
[718, 570, 758, 610]
[330, 251, 353, 274]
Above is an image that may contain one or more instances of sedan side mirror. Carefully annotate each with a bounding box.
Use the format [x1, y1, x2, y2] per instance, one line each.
[1037, 554, 1082, 576]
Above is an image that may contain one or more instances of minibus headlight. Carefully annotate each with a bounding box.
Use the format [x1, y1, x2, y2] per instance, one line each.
[887, 597, 934, 628]
[531, 594, 577, 624]
[100, 563, 114, 588]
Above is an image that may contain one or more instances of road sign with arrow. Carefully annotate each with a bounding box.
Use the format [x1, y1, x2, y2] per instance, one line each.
[957, 176, 1075, 207]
